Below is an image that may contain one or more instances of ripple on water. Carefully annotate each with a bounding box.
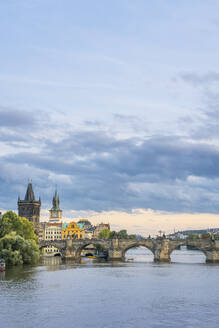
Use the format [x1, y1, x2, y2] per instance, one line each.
[1, 251, 219, 328]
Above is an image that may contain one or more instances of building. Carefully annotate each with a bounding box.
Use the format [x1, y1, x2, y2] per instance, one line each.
[62, 221, 84, 240]
[44, 222, 62, 241]
[94, 223, 110, 238]
[49, 189, 62, 223]
[42, 190, 63, 256]
[42, 221, 62, 256]
[84, 227, 95, 239]
[39, 222, 46, 241]
[77, 219, 92, 230]
[18, 182, 41, 235]
[77, 219, 93, 239]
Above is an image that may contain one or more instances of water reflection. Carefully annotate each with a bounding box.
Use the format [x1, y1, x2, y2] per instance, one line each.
[1, 248, 219, 328]
[0, 271, 5, 280]
[3, 265, 36, 281]
[0, 247, 213, 284]
[40, 256, 62, 267]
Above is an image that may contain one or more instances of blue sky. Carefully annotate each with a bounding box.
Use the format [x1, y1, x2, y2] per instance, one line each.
[1, 0, 219, 221]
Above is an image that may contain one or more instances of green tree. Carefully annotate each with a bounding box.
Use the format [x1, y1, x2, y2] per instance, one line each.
[94, 243, 105, 255]
[0, 211, 37, 242]
[109, 231, 117, 239]
[187, 234, 200, 240]
[0, 211, 40, 265]
[98, 229, 111, 239]
[98, 229, 137, 240]
[128, 234, 137, 239]
[117, 229, 128, 239]
[214, 234, 219, 240]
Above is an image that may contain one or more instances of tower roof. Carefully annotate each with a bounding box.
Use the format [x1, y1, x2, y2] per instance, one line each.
[51, 189, 60, 210]
[24, 183, 35, 202]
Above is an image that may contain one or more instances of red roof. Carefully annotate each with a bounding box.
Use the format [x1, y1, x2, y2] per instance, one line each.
[45, 222, 62, 227]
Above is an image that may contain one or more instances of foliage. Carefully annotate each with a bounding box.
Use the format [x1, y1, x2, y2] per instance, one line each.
[94, 243, 105, 254]
[187, 234, 200, 240]
[0, 211, 40, 265]
[117, 229, 128, 239]
[213, 234, 219, 239]
[98, 229, 111, 239]
[128, 234, 137, 239]
[98, 228, 137, 239]
[0, 211, 38, 242]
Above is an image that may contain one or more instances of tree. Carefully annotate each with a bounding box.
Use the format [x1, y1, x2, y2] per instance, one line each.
[117, 230, 128, 239]
[109, 231, 117, 239]
[94, 243, 105, 255]
[98, 229, 137, 240]
[0, 211, 37, 242]
[0, 211, 40, 265]
[187, 234, 200, 240]
[214, 234, 219, 240]
[128, 234, 137, 239]
[98, 229, 111, 239]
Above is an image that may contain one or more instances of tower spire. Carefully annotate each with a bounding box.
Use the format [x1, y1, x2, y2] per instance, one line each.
[25, 182, 35, 201]
[18, 181, 40, 236]
[49, 188, 62, 222]
[52, 188, 60, 210]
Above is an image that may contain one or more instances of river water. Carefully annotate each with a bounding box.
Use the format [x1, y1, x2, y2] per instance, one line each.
[1, 247, 219, 328]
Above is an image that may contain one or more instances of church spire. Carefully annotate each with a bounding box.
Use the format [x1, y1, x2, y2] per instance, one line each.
[25, 182, 35, 201]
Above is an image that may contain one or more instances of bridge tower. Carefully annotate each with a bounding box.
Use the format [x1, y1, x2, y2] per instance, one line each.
[18, 182, 41, 235]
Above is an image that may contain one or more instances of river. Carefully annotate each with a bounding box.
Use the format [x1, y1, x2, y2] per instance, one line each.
[1, 247, 219, 328]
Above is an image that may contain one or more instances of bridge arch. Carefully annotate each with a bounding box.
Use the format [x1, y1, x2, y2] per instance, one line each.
[75, 241, 108, 258]
[121, 243, 155, 261]
[169, 241, 207, 263]
[39, 241, 66, 257]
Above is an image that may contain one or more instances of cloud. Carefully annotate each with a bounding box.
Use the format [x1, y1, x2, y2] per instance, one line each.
[177, 71, 219, 140]
[0, 106, 36, 128]
[2, 120, 219, 213]
[56, 209, 219, 236]
[1, 103, 219, 215]
[180, 71, 219, 87]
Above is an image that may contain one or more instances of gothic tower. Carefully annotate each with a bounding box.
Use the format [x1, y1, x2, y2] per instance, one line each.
[18, 182, 41, 235]
[49, 189, 62, 223]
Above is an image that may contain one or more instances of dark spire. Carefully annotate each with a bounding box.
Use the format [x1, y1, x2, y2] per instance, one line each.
[24, 183, 35, 202]
[52, 189, 60, 210]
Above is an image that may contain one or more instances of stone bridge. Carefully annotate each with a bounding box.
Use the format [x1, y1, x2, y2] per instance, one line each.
[39, 238, 219, 263]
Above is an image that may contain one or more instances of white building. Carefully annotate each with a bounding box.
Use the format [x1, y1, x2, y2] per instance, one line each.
[42, 190, 63, 256]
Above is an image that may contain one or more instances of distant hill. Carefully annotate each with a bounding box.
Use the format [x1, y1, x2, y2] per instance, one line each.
[169, 228, 219, 237]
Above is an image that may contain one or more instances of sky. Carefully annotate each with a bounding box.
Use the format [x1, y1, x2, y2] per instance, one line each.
[1, 1, 219, 235]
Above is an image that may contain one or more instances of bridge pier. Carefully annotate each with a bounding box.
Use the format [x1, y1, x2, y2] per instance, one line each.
[61, 240, 80, 260]
[108, 239, 124, 261]
[205, 250, 219, 263]
[154, 239, 171, 263]
[108, 249, 124, 261]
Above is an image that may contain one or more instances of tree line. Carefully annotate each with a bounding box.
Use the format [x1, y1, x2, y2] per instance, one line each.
[98, 229, 137, 239]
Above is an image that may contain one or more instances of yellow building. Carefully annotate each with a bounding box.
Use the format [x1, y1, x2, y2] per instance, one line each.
[62, 221, 84, 240]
